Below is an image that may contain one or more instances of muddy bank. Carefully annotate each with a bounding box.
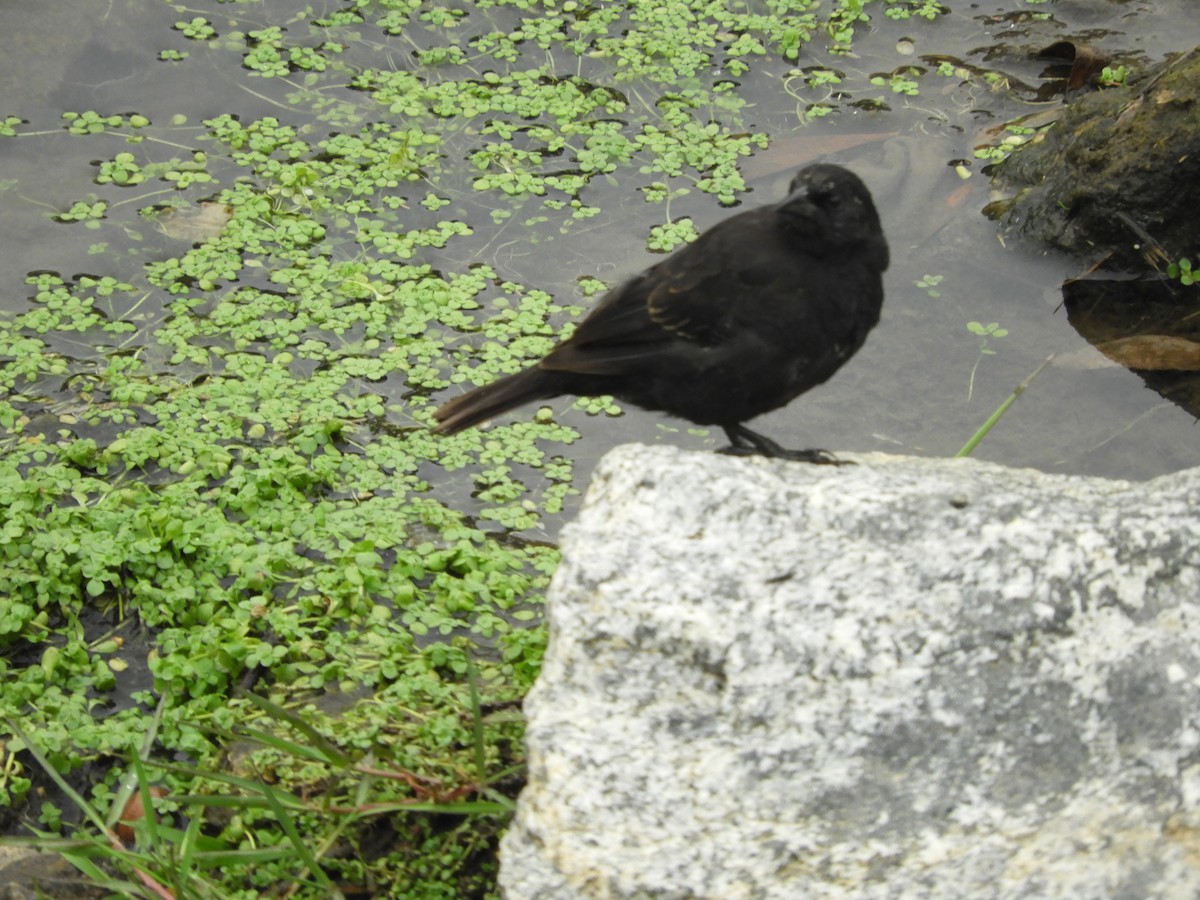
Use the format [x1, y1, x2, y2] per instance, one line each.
[988, 48, 1200, 273]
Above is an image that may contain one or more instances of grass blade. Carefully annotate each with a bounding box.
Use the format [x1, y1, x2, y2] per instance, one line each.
[957, 355, 1055, 457]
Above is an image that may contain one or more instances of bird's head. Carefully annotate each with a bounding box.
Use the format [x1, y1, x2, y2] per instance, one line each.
[778, 164, 889, 270]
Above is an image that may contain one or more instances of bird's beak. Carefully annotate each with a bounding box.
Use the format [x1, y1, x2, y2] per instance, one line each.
[779, 185, 818, 222]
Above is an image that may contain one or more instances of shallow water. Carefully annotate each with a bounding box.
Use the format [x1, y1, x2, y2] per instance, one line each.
[2, 0, 1198, 511]
[480, 0, 1200, 488]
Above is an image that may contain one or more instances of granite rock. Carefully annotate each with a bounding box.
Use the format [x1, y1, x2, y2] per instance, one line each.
[500, 444, 1200, 899]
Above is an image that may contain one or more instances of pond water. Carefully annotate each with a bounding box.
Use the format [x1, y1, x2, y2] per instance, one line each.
[3, 0, 1199, 531]
[10, 2, 1200, 879]
[541, 1, 1200, 487]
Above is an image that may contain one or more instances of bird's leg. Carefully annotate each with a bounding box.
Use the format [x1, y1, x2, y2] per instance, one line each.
[719, 424, 849, 465]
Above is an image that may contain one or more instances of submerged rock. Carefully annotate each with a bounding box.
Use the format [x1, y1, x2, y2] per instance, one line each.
[501, 444, 1200, 899]
[988, 48, 1200, 271]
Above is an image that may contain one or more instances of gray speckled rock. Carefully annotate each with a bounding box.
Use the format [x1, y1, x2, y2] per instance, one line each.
[500, 444, 1200, 900]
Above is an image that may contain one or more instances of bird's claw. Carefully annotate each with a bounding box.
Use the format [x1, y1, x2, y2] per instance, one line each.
[779, 447, 852, 466]
[720, 425, 852, 465]
[718, 444, 851, 466]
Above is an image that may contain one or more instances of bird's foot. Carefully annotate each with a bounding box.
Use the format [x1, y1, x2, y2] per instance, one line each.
[719, 444, 849, 465]
[719, 425, 853, 466]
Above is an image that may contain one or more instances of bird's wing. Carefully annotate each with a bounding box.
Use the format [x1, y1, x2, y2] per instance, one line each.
[642, 216, 782, 346]
[537, 274, 669, 376]
[540, 215, 779, 376]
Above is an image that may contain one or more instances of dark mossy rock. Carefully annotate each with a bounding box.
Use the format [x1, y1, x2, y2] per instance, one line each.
[987, 48, 1200, 271]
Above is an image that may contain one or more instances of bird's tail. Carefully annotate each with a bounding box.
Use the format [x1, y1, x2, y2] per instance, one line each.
[432, 367, 558, 435]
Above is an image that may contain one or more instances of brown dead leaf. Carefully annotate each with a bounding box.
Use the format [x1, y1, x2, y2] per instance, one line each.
[115, 785, 168, 843]
[742, 132, 898, 180]
[1068, 47, 1112, 91]
[1035, 41, 1112, 91]
[944, 180, 976, 210]
[155, 201, 233, 242]
[1095, 334, 1200, 371]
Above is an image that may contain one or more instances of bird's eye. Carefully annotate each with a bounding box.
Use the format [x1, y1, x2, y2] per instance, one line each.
[813, 186, 837, 206]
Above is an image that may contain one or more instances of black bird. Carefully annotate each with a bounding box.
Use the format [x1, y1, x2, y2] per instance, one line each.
[433, 163, 888, 463]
